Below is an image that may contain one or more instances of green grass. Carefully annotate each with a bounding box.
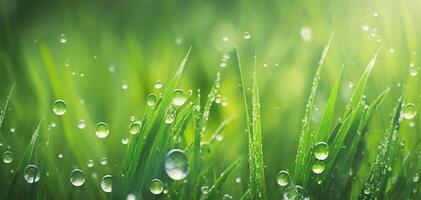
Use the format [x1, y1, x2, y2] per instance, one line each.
[1, 0, 421, 199]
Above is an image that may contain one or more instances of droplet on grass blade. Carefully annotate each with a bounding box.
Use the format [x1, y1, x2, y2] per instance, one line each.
[87, 160, 94, 168]
[311, 160, 325, 174]
[121, 81, 128, 90]
[150, 179, 164, 194]
[101, 175, 112, 193]
[402, 103, 416, 120]
[2, 151, 13, 164]
[165, 149, 189, 180]
[24, 165, 40, 183]
[283, 185, 309, 200]
[95, 122, 109, 138]
[276, 170, 290, 186]
[129, 121, 142, 135]
[201, 186, 209, 194]
[154, 81, 163, 89]
[70, 169, 85, 187]
[147, 94, 158, 106]
[52, 100, 67, 115]
[314, 142, 329, 160]
[100, 157, 108, 165]
[172, 89, 187, 106]
[59, 34, 67, 44]
[78, 120, 86, 129]
[243, 32, 251, 40]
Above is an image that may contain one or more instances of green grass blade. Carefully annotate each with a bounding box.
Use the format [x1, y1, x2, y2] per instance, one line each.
[0, 82, 15, 129]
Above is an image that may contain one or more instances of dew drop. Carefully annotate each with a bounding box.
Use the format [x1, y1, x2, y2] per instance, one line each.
[300, 26, 313, 42]
[235, 177, 241, 183]
[276, 170, 290, 186]
[127, 193, 136, 200]
[2, 151, 13, 164]
[200, 142, 212, 154]
[164, 149, 189, 180]
[283, 185, 309, 200]
[129, 121, 142, 135]
[172, 89, 187, 106]
[121, 81, 128, 90]
[100, 157, 108, 165]
[121, 137, 129, 144]
[149, 179, 164, 194]
[95, 122, 109, 138]
[314, 142, 329, 160]
[216, 134, 224, 141]
[101, 175, 112, 193]
[52, 100, 67, 115]
[201, 186, 209, 194]
[147, 94, 158, 106]
[70, 169, 85, 187]
[24, 165, 40, 183]
[402, 103, 417, 120]
[154, 81, 163, 89]
[78, 120, 86, 129]
[409, 68, 418, 76]
[87, 160, 94, 168]
[59, 34, 67, 44]
[311, 160, 325, 174]
[243, 32, 251, 40]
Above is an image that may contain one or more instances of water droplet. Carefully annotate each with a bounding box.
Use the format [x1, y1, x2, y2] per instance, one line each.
[127, 193, 136, 200]
[402, 103, 417, 120]
[311, 160, 325, 174]
[314, 142, 329, 160]
[58, 154, 63, 159]
[201, 186, 209, 194]
[276, 170, 290, 186]
[147, 94, 158, 106]
[373, 12, 379, 17]
[200, 142, 212, 154]
[243, 32, 251, 40]
[222, 194, 232, 200]
[164, 107, 176, 124]
[221, 98, 228, 107]
[409, 68, 418, 76]
[121, 137, 129, 144]
[78, 120, 86, 129]
[216, 134, 224, 141]
[283, 185, 309, 200]
[361, 24, 370, 31]
[165, 149, 189, 180]
[220, 62, 227, 68]
[300, 26, 313, 42]
[87, 160, 94, 168]
[95, 122, 110, 138]
[100, 157, 108, 165]
[2, 151, 13, 164]
[413, 173, 419, 182]
[52, 100, 67, 115]
[101, 175, 112, 193]
[129, 121, 142, 135]
[59, 34, 67, 44]
[10, 128, 15, 133]
[121, 81, 128, 90]
[222, 37, 229, 42]
[24, 165, 40, 183]
[150, 179, 164, 194]
[172, 89, 187, 106]
[154, 81, 163, 89]
[70, 169, 85, 187]
[235, 177, 241, 183]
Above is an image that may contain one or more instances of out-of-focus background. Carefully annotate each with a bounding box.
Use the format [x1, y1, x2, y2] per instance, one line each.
[0, 0, 419, 198]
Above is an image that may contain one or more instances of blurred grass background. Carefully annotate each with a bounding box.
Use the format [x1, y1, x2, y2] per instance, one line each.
[0, 0, 420, 198]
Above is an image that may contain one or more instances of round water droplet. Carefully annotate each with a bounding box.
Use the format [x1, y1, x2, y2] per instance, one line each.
[154, 81, 163, 89]
[403, 103, 417, 120]
[409, 68, 418, 76]
[235, 177, 241, 183]
[311, 160, 325, 174]
[164, 149, 189, 180]
[276, 170, 290, 186]
[216, 134, 223, 141]
[59, 34, 67, 44]
[101, 175, 112, 193]
[52, 100, 67, 115]
[150, 179, 164, 194]
[78, 120, 86, 129]
[127, 193, 136, 200]
[314, 142, 329, 160]
[100, 157, 108, 165]
[413, 173, 419, 182]
[70, 169, 85, 187]
[121, 137, 129, 144]
[147, 94, 158, 106]
[222, 194, 232, 200]
[24, 165, 40, 183]
[201, 186, 209, 194]
[243, 32, 251, 40]
[87, 160, 94, 168]
[121, 81, 128, 90]
[200, 142, 212, 154]
[172, 89, 187, 106]
[2, 151, 13, 164]
[95, 122, 109, 138]
[129, 121, 142, 135]
[283, 185, 309, 200]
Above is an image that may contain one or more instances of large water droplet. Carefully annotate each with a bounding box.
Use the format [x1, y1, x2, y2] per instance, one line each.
[150, 179, 164, 194]
[164, 149, 189, 180]
[101, 175, 112, 193]
[147, 94, 158, 106]
[129, 121, 142, 135]
[2, 151, 13, 164]
[172, 89, 187, 106]
[403, 103, 417, 120]
[52, 100, 67, 115]
[24, 165, 40, 183]
[70, 169, 85, 187]
[311, 160, 325, 174]
[276, 170, 290, 186]
[314, 142, 329, 160]
[95, 122, 109, 138]
[283, 185, 309, 200]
